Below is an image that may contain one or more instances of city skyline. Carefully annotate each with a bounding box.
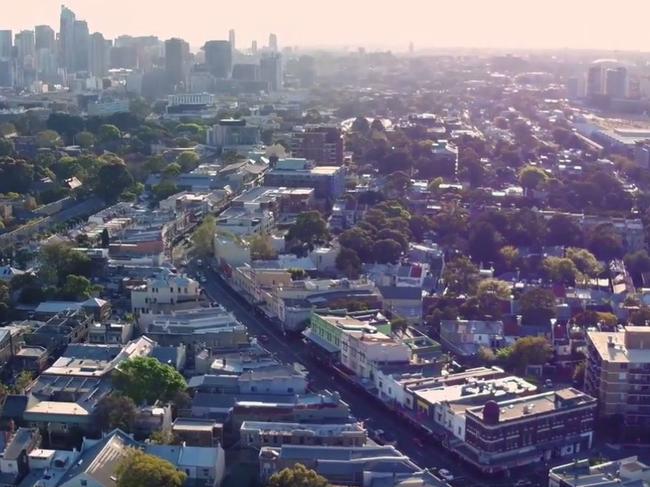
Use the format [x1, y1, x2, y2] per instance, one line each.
[3, 0, 650, 52]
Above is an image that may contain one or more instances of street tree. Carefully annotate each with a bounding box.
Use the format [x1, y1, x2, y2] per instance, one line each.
[249, 233, 277, 260]
[192, 215, 216, 257]
[372, 239, 402, 264]
[518, 165, 547, 191]
[542, 257, 579, 284]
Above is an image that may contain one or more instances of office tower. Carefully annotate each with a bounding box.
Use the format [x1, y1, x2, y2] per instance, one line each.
[0, 59, 13, 87]
[165, 37, 190, 89]
[269, 33, 278, 52]
[14, 30, 35, 68]
[89, 32, 108, 77]
[35, 25, 55, 51]
[204, 40, 232, 79]
[229, 29, 236, 51]
[251, 40, 258, 55]
[60, 5, 76, 71]
[73, 20, 89, 72]
[232, 63, 260, 81]
[260, 53, 282, 91]
[0, 30, 12, 59]
[110, 46, 138, 69]
[605, 66, 628, 99]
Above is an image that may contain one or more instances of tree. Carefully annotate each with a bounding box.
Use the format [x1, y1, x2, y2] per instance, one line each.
[129, 97, 152, 119]
[39, 241, 92, 286]
[268, 464, 330, 487]
[339, 228, 373, 262]
[35, 129, 61, 148]
[47, 113, 84, 141]
[542, 257, 579, 284]
[286, 211, 329, 246]
[113, 357, 187, 405]
[546, 214, 583, 247]
[518, 165, 547, 191]
[60, 274, 100, 300]
[97, 124, 122, 144]
[249, 233, 276, 260]
[519, 288, 556, 326]
[409, 215, 433, 242]
[336, 247, 362, 278]
[624, 250, 650, 286]
[566, 247, 603, 281]
[192, 215, 216, 257]
[372, 239, 402, 264]
[573, 361, 586, 384]
[75, 131, 96, 149]
[0, 158, 34, 194]
[468, 222, 503, 265]
[101, 228, 110, 248]
[14, 371, 33, 394]
[116, 449, 186, 487]
[96, 162, 134, 202]
[588, 225, 624, 261]
[152, 181, 179, 201]
[498, 245, 520, 273]
[630, 306, 650, 326]
[443, 256, 481, 296]
[149, 430, 178, 445]
[176, 151, 200, 172]
[351, 116, 370, 134]
[162, 162, 181, 178]
[96, 395, 137, 432]
[509, 336, 553, 372]
[0, 137, 14, 156]
[376, 228, 409, 252]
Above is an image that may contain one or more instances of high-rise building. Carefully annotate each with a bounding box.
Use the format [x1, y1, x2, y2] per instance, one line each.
[251, 40, 258, 55]
[585, 326, 650, 431]
[89, 32, 108, 77]
[204, 40, 232, 79]
[269, 33, 278, 52]
[229, 29, 236, 51]
[165, 37, 190, 89]
[587, 64, 604, 98]
[59, 5, 76, 71]
[605, 66, 628, 99]
[73, 20, 90, 72]
[260, 53, 282, 91]
[232, 63, 260, 81]
[14, 30, 35, 68]
[0, 30, 12, 59]
[34, 25, 55, 51]
[291, 126, 344, 164]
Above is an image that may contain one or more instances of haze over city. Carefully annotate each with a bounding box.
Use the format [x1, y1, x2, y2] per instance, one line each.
[4, 0, 650, 51]
[3, 1, 650, 487]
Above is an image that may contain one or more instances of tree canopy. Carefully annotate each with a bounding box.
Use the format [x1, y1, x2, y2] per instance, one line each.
[113, 357, 187, 405]
[193, 215, 216, 257]
[116, 450, 186, 487]
[268, 464, 330, 487]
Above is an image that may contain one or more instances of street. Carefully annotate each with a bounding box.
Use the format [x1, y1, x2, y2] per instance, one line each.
[195, 262, 549, 487]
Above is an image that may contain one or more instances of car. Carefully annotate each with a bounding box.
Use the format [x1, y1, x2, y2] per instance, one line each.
[196, 259, 203, 266]
[437, 469, 454, 481]
[379, 430, 397, 446]
[199, 276, 207, 283]
[544, 379, 553, 388]
[413, 437, 425, 448]
[258, 334, 270, 343]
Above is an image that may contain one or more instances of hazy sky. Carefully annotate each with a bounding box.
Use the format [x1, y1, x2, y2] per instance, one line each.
[4, 0, 650, 51]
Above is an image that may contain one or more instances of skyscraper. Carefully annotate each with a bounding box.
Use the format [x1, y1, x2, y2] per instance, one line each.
[89, 32, 108, 77]
[165, 37, 190, 89]
[260, 53, 282, 91]
[59, 5, 76, 71]
[269, 33, 278, 52]
[204, 40, 232, 79]
[35, 25, 55, 51]
[251, 40, 258, 55]
[229, 29, 236, 51]
[605, 67, 628, 99]
[14, 30, 35, 68]
[73, 20, 90, 72]
[0, 30, 11, 59]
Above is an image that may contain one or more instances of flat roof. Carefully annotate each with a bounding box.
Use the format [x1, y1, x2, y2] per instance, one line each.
[588, 329, 650, 363]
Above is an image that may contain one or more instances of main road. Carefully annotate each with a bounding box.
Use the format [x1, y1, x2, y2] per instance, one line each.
[196, 262, 546, 487]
